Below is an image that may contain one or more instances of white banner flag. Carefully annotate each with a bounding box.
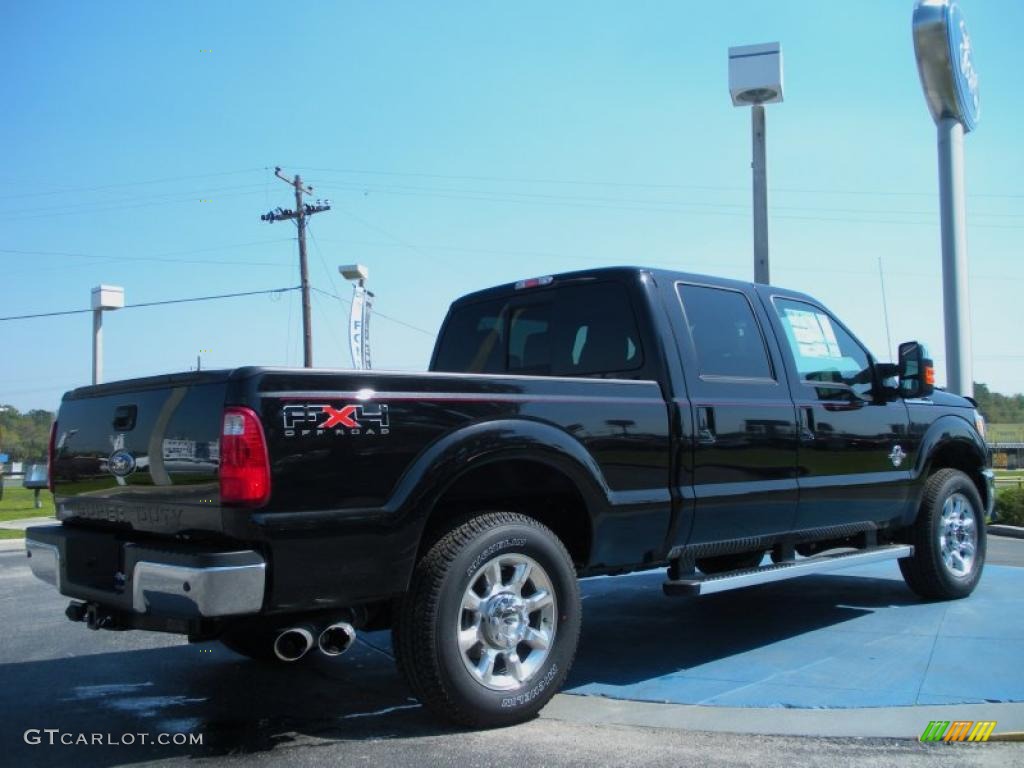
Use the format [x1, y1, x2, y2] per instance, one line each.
[362, 291, 374, 370]
[349, 283, 365, 370]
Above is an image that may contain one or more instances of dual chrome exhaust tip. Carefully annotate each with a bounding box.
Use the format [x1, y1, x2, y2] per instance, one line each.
[273, 621, 356, 662]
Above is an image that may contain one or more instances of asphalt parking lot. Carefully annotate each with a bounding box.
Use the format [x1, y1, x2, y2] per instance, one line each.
[1, 537, 1023, 767]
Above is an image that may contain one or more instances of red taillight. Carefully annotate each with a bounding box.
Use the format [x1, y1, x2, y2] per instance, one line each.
[47, 421, 58, 493]
[220, 407, 271, 507]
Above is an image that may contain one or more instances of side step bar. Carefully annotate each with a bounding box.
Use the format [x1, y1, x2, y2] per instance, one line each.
[663, 544, 914, 597]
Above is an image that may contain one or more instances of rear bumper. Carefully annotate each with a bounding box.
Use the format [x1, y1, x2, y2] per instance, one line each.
[25, 524, 266, 620]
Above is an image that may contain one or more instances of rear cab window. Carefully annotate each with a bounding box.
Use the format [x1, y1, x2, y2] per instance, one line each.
[433, 281, 645, 378]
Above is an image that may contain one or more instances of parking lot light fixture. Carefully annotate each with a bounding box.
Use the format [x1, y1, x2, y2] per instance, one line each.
[90, 285, 124, 385]
[728, 42, 784, 285]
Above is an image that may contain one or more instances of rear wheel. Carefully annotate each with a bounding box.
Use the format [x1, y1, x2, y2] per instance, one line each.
[697, 550, 764, 574]
[393, 512, 580, 727]
[899, 468, 986, 600]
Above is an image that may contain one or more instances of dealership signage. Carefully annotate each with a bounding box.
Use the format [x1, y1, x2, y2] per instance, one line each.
[913, 0, 980, 131]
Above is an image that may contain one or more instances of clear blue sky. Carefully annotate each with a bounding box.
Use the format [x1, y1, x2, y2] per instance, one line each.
[2, 0, 1022, 412]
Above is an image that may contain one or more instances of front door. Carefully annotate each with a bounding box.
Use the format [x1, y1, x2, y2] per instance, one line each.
[768, 296, 913, 531]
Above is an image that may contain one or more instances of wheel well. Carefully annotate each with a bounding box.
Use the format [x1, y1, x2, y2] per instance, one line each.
[928, 441, 987, 507]
[421, 459, 592, 568]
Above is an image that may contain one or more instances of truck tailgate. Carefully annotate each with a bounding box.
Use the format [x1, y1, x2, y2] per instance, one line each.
[51, 371, 240, 536]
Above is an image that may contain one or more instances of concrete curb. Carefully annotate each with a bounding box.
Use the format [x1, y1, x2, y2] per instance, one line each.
[0, 539, 26, 551]
[990, 524, 1024, 540]
[543, 694, 1024, 739]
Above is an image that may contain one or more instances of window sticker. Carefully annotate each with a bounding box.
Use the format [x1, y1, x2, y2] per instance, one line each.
[784, 308, 842, 359]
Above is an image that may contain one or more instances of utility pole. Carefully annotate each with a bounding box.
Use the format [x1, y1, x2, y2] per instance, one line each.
[260, 167, 331, 367]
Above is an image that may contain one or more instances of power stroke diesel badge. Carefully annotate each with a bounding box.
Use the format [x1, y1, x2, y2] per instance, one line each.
[282, 403, 390, 437]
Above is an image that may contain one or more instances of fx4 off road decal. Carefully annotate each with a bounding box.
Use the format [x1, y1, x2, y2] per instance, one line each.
[282, 403, 390, 437]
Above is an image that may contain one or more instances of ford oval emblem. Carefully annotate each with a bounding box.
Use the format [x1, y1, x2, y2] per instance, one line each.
[108, 450, 136, 477]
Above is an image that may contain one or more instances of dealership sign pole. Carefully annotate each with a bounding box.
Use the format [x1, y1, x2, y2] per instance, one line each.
[913, 0, 980, 397]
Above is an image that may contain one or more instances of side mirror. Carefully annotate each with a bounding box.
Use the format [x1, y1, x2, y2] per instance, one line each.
[875, 362, 900, 398]
[898, 341, 935, 399]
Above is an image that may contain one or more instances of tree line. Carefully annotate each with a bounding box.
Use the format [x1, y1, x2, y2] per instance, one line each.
[973, 383, 1024, 424]
[0, 405, 53, 463]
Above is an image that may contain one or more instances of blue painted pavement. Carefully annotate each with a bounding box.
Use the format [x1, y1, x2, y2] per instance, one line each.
[563, 561, 1024, 708]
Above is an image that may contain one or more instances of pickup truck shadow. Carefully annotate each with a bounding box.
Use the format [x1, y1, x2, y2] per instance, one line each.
[3, 637, 446, 768]
[5, 570, 918, 766]
[567, 569, 918, 689]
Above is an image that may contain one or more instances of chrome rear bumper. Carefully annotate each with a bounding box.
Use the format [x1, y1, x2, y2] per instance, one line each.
[25, 525, 266, 619]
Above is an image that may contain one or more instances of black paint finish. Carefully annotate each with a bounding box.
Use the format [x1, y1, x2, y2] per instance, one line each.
[47, 267, 989, 620]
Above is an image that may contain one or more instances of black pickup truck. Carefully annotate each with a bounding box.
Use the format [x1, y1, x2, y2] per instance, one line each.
[26, 267, 993, 726]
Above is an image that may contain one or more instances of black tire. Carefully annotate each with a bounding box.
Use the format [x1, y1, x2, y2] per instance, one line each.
[899, 468, 986, 600]
[393, 512, 581, 727]
[697, 550, 765, 574]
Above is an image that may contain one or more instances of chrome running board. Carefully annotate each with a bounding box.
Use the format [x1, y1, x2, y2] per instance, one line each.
[663, 544, 914, 597]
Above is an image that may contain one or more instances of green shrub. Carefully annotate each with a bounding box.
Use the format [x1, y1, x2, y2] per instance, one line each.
[995, 487, 1024, 526]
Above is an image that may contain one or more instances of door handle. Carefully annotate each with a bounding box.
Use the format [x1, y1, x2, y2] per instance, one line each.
[800, 406, 815, 442]
[697, 407, 716, 445]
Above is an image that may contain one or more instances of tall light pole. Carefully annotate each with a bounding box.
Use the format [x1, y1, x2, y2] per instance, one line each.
[90, 285, 124, 385]
[728, 43, 784, 285]
[913, 0, 980, 397]
[339, 264, 373, 370]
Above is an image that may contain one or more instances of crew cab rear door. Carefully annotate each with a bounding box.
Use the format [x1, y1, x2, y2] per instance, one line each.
[670, 280, 799, 544]
[762, 292, 913, 530]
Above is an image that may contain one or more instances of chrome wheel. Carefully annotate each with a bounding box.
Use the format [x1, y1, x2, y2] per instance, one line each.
[939, 492, 977, 578]
[457, 553, 556, 691]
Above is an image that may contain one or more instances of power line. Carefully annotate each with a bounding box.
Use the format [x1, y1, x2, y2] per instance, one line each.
[305, 218, 348, 314]
[309, 286, 435, 337]
[0, 286, 300, 322]
[0, 239, 296, 269]
[315, 182, 1024, 231]
[0, 168, 266, 202]
[300, 165, 1024, 201]
[324, 178, 1024, 220]
[0, 185, 269, 223]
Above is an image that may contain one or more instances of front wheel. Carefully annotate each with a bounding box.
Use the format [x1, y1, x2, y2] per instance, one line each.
[899, 468, 986, 600]
[393, 512, 581, 727]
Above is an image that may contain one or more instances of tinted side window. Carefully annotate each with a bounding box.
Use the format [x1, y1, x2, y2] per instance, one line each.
[433, 297, 507, 373]
[677, 284, 772, 379]
[773, 298, 874, 401]
[552, 283, 643, 376]
[434, 282, 643, 377]
[507, 283, 643, 376]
